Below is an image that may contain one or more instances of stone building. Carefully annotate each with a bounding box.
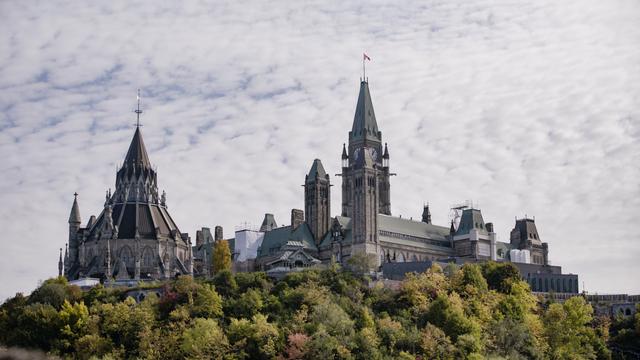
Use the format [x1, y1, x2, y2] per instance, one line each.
[253, 78, 578, 289]
[255, 80, 504, 271]
[61, 120, 193, 281]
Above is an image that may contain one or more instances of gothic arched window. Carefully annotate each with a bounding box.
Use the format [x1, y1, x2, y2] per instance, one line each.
[142, 247, 154, 267]
[119, 246, 133, 267]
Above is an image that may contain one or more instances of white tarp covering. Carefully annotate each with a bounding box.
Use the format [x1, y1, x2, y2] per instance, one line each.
[69, 278, 100, 288]
[234, 229, 264, 261]
[509, 249, 531, 264]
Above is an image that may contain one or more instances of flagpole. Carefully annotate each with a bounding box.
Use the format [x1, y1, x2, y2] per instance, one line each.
[363, 55, 365, 81]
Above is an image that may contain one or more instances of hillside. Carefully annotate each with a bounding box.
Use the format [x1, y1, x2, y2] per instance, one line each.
[0, 262, 626, 359]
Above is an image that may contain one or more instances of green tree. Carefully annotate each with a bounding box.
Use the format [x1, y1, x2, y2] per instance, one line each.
[481, 261, 521, 293]
[181, 318, 229, 359]
[306, 326, 352, 360]
[420, 323, 454, 360]
[211, 269, 238, 297]
[54, 300, 89, 354]
[543, 296, 602, 359]
[227, 314, 281, 359]
[425, 292, 480, 341]
[230, 288, 264, 318]
[212, 240, 232, 274]
[309, 302, 355, 339]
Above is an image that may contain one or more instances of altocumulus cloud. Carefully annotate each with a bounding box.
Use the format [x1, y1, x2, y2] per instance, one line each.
[0, 0, 639, 299]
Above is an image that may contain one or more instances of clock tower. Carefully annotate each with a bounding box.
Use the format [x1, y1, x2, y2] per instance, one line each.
[341, 80, 391, 218]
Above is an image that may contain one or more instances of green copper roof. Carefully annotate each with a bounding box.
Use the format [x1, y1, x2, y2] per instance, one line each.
[350, 81, 381, 141]
[257, 223, 316, 258]
[307, 159, 327, 182]
[377, 214, 450, 241]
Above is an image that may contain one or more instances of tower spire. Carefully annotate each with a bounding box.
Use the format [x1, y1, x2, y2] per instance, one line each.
[69, 192, 81, 224]
[58, 248, 63, 277]
[134, 89, 143, 128]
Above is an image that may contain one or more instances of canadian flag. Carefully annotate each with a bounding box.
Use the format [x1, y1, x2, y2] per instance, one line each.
[363, 53, 371, 61]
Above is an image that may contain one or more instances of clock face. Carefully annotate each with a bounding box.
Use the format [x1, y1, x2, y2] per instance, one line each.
[371, 148, 378, 161]
[353, 147, 361, 162]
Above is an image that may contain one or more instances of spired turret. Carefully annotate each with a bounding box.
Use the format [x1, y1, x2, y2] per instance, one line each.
[66, 193, 81, 278]
[422, 204, 432, 224]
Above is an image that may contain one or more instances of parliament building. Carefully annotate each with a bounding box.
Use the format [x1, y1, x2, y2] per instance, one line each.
[60, 79, 577, 293]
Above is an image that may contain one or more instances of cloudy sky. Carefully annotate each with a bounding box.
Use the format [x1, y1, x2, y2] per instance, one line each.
[1, 0, 639, 300]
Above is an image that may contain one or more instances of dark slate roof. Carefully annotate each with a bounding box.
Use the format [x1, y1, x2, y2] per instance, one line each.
[350, 81, 381, 141]
[69, 195, 81, 224]
[455, 209, 488, 236]
[510, 218, 542, 246]
[123, 127, 151, 168]
[307, 159, 327, 181]
[88, 202, 183, 243]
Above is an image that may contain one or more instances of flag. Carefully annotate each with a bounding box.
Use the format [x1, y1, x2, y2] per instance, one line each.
[363, 53, 371, 61]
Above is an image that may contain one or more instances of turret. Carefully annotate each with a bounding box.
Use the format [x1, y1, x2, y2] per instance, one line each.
[341, 143, 348, 168]
[305, 159, 331, 245]
[67, 193, 81, 273]
[58, 248, 63, 277]
[421, 204, 432, 224]
[382, 143, 389, 168]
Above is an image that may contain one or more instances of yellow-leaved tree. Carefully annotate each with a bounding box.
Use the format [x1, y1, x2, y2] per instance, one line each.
[212, 240, 232, 274]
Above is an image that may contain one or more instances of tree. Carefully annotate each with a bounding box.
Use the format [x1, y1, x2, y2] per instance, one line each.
[227, 314, 281, 359]
[212, 240, 232, 274]
[425, 292, 480, 341]
[543, 296, 603, 359]
[211, 269, 238, 297]
[420, 323, 454, 360]
[481, 261, 521, 293]
[180, 318, 229, 359]
[283, 333, 310, 360]
[309, 302, 355, 339]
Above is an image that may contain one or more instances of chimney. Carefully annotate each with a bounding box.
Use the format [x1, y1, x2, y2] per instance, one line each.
[486, 222, 494, 233]
[291, 209, 304, 230]
[214, 226, 223, 241]
[260, 213, 278, 232]
[195, 230, 204, 247]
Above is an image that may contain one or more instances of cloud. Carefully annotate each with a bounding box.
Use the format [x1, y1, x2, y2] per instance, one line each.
[0, 0, 639, 300]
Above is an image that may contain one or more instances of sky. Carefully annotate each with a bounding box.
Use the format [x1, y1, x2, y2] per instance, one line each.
[0, 0, 639, 300]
